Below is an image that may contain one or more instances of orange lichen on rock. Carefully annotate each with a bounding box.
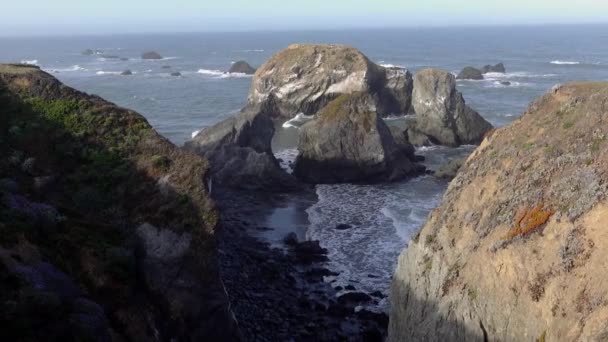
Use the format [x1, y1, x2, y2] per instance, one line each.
[505, 204, 555, 240]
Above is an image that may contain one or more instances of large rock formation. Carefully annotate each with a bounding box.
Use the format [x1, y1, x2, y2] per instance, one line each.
[411, 68, 493, 146]
[142, 51, 162, 60]
[481, 62, 506, 74]
[293, 93, 422, 183]
[247, 44, 413, 118]
[185, 96, 299, 191]
[456, 67, 484, 80]
[0, 64, 240, 341]
[389, 83, 608, 341]
[229, 60, 256, 75]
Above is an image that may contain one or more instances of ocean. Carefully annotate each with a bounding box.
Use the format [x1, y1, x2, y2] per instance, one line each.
[3, 24, 608, 311]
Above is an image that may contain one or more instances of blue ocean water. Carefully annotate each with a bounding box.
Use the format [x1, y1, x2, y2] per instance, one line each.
[3, 24, 608, 311]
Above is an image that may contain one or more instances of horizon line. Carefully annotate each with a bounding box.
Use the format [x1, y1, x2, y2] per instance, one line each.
[1, 21, 607, 39]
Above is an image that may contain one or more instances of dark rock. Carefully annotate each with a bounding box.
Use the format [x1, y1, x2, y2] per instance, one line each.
[335, 224, 352, 230]
[21, 157, 37, 175]
[0, 178, 19, 193]
[185, 97, 300, 191]
[33, 176, 55, 192]
[456, 67, 484, 80]
[293, 240, 328, 264]
[120, 70, 132, 76]
[170, 71, 181, 77]
[434, 157, 466, 180]
[412, 68, 493, 146]
[81, 49, 95, 56]
[141, 51, 162, 60]
[500, 81, 511, 86]
[283, 232, 298, 246]
[229, 61, 256, 74]
[293, 93, 423, 183]
[370, 291, 386, 299]
[481, 63, 506, 73]
[337, 292, 372, 305]
[345, 285, 356, 291]
[161, 65, 171, 69]
[99, 54, 119, 59]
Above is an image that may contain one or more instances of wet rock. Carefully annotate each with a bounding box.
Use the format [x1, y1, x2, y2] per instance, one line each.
[337, 292, 372, 305]
[335, 224, 352, 230]
[283, 232, 298, 246]
[170, 71, 181, 77]
[141, 51, 162, 60]
[229, 60, 256, 74]
[21, 157, 37, 175]
[481, 63, 506, 73]
[456, 66, 484, 80]
[120, 70, 132, 76]
[500, 81, 511, 86]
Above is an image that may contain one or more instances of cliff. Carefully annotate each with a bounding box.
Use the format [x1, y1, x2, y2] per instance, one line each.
[0, 64, 239, 341]
[389, 82, 608, 341]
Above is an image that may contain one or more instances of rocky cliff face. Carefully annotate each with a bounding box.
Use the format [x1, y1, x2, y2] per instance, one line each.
[389, 82, 608, 341]
[247, 44, 413, 118]
[0, 64, 240, 341]
[293, 93, 422, 183]
[411, 68, 493, 146]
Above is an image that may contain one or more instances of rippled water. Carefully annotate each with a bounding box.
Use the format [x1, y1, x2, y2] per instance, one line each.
[3, 25, 608, 311]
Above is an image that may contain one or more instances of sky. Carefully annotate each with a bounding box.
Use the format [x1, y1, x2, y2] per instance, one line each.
[3, 0, 608, 36]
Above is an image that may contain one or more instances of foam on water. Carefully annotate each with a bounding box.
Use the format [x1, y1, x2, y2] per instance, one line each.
[550, 60, 581, 65]
[282, 113, 315, 129]
[47, 65, 87, 73]
[96, 71, 122, 75]
[20, 59, 38, 65]
[197, 69, 253, 78]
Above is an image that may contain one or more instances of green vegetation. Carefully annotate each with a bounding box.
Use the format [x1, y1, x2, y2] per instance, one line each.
[522, 142, 535, 151]
[467, 287, 478, 301]
[425, 233, 436, 245]
[562, 121, 574, 129]
[151, 155, 171, 170]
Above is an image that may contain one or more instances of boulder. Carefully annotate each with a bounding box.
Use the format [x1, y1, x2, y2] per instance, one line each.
[481, 63, 506, 73]
[247, 44, 413, 119]
[81, 49, 94, 56]
[185, 97, 299, 191]
[456, 67, 484, 80]
[170, 71, 181, 77]
[500, 81, 511, 86]
[389, 83, 608, 342]
[434, 157, 465, 180]
[229, 60, 256, 74]
[293, 93, 423, 183]
[411, 68, 493, 146]
[141, 51, 162, 60]
[120, 70, 132, 76]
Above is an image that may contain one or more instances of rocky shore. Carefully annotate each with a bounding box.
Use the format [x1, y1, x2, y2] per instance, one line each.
[215, 189, 388, 341]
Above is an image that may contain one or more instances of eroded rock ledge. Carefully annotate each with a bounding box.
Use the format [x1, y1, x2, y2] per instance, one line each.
[389, 82, 608, 342]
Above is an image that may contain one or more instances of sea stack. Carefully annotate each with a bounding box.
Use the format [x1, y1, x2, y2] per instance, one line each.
[142, 51, 163, 60]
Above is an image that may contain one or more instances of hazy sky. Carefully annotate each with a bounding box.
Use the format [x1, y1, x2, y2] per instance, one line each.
[3, 0, 608, 36]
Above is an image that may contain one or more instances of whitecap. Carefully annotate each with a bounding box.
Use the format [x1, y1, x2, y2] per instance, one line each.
[282, 113, 315, 129]
[20, 59, 38, 65]
[380, 63, 405, 69]
[550, 60, 580, 65]
[197, 69, 253, 79]
[274, 148, 299, 173]
[47, 65, 86, 73]
[242, 49, 264, 52]
[96, 71, 122, 75]
[191, 130, 201, 139]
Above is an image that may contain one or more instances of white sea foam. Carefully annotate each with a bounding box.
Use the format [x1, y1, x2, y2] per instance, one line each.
[380, 63, 405, 69]
[242, 49, 265, 52]
[197, 69, 253, 79]
[20, 59, 38, 65]
[47, 65, 86, 73]
[550, 60, 580, 65]
[274, 148, 298, 173]
[96, 71, 122, 75]
[282, 113, 315, 129]
[191, 130, 201, 138]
